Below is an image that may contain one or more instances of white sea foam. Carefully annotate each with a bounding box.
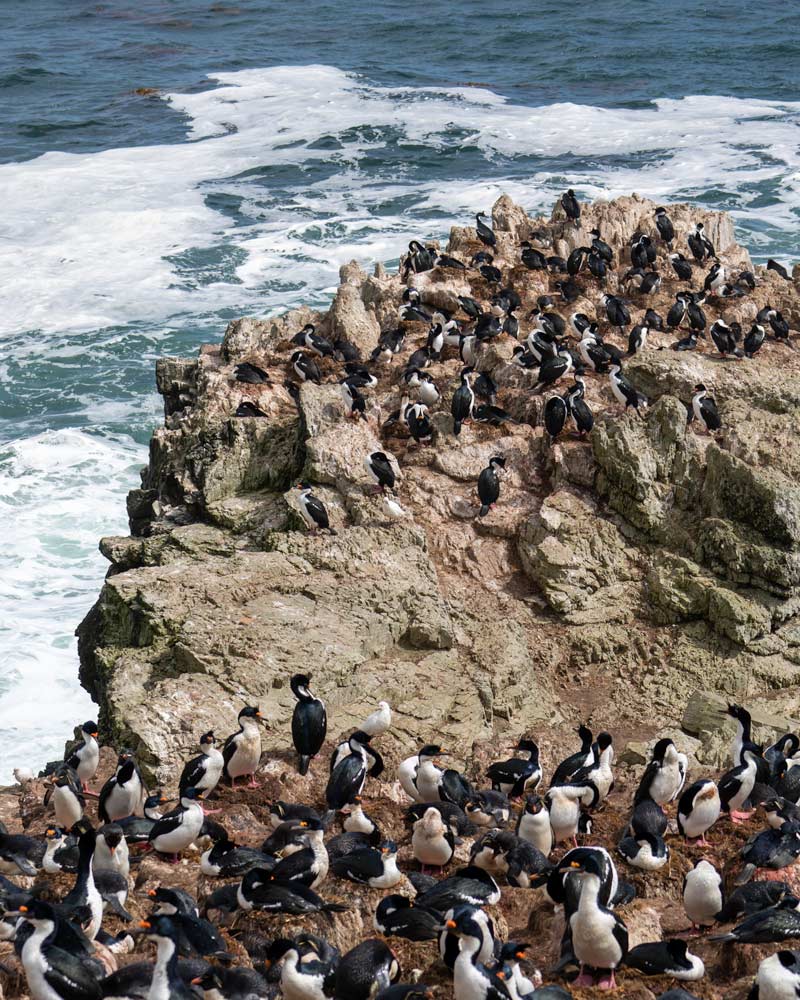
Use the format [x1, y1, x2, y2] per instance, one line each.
[0, 427, 145, 778]
[0, 66, 798, 338]
[1, 65, 798, 780]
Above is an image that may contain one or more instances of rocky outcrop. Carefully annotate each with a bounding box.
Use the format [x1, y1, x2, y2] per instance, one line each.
[77, 192, 800, 784]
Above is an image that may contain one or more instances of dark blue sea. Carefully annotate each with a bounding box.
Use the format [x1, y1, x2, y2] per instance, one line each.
[0, 0, 798, 777]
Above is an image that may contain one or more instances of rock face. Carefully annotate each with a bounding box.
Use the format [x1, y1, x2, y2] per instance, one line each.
[77, 192, 800, 785]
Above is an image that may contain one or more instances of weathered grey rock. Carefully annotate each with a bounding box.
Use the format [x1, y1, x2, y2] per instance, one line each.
[518, 489, 640, 619]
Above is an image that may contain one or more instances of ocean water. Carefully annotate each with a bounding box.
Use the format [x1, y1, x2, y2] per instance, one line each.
[0, 1, 798, 781]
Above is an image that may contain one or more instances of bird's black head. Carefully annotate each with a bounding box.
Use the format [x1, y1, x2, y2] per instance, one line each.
[199, 731, 215, 747]
[694, 383, 707, 393]
[590, 227, 600, 237]
[381, 839, 398, 855]
[596, 732, 613, 751]
[139, 915, 179, 941]
[82, 721, 99, 736]
[296, 817, 325, 832]
[263, 938, 297, 968]
[655, 207, 666, 215]
[489, 455, 506, 470]
[515, 738, 538, 754]
[181, 787, 204, 803]
[652, 738, 674, 762]
[17, 899, 57, 924]
[523, 794, 545, 815]
[559, 852, 603, 878]
[297, 482, 312, 491]
[117, 749, 133, 763]
[349, 730, 372, 749]
[291, 673, 312, 695]
[44, 825, 65, 840]
[99, 824, 124, 850]
[146, 791, 169, 809]
[239, 705, 262, 721]
[567, 188, 575, 196]
[192, 969, 223, 990]
[419, 744, 443, 759]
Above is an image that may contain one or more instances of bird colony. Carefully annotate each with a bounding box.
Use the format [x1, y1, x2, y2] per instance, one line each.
[3, 192, 800, 1000]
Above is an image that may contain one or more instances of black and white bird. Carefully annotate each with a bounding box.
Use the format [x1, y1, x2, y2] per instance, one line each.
[365, 451, 397, 493]
[704, 261, 726, 295]
[222, 705, 263, 789]
[677, 779, 720, 845]
[237, 868, 347, 918]
[602, 294, 631, 332]
[477, 455, 505, 518]
[560, 852, 628, 990]
[451, 368, 475, 436]
[690, 383, 722, 433]
[296, 483, 337, 536]
[749, 949, 800, 999]
[445, 909, 509, 1000]
[608, 364, 647, 415]
[332, 839, 402, 888]
[292, 323, 336, 358]
[48, 767, 85, 830]
[627, 324, 649, 355]
[399, 397, 431, 447]
[617, 832, 669, 871]
[744, 323, 766, 358]
[624, 940, 704, 981]
[487, 740, 542, 798]
[200, 829, 276, 878]
[98, 751, 143, 824]
[291, 350, 322, 384]
[630, 234, 656, 269]
[326, 731, 382, 811]
[148, 787, 205, 860]
[290, 672, 327, 776]
[64, 721, 100, 792]
[669, 252, 693, 281]
[709, 320, 741, 358]
[688, 222, 715, 262]
[667, 293, 690, 330]
[683, 859, 723, 930]
[374, 894, 441, 942]
[544, 394, 568, 441]
[533, 346, 573, 393]
[565, 375, 594, 437]
[719, 745, 761, 823]
[263, 936, 339, 1000]
[654, 206, 675, 246]
[269, 816, 329, 888]
[521, 241, 548, 270]
[333, 939, 400, 1000]
[340, 378, 366, 419]
[635, 738, 686, 806]
[516, 795, 553, 857]
[178, 730, 224, 800]
[15, 900, 104, 1000]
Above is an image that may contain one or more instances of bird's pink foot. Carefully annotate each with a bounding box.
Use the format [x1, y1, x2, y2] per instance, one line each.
[575, 970, 594, 988]
[202, 807, 222, 816]
[247, 777, 261, 789]
[598, 971, 617, 990]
